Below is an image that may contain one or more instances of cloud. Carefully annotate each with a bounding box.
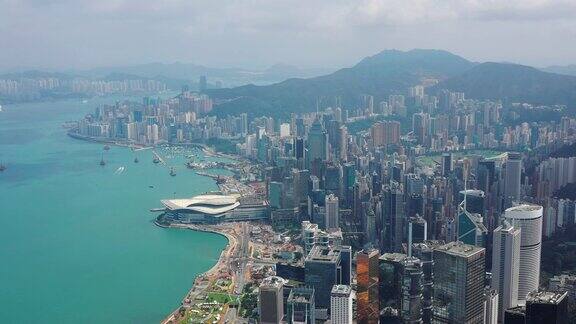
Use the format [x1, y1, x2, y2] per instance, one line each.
[0, 0, 575, 69]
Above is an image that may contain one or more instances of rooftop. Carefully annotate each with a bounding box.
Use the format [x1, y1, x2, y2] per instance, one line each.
[434, 241, 485, 258]
[161, 193, 241, 215]
[288, 288, 314, 304]
[331, 285, 351, 296]
[260, 276, 286, 289]
[505, 204, 543, 219]
[527, 290, 568, 305]
[306, 245, 340, 263]
[460, 189, 485, 197]
[380, 253, 408, 263]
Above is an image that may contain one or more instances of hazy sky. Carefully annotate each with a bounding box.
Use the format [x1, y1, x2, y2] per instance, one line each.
[1, 0, 575, 70]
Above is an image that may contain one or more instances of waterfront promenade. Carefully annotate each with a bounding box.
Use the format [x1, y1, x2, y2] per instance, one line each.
[160, 222, 244, 324]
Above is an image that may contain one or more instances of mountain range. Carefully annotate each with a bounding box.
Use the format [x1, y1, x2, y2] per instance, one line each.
[206, 49, 576, 118]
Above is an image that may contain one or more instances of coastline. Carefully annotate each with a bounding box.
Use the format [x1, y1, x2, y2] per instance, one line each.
[67, 131, 238, 161]
[158, 222, 239, 324]
[68, 131, 249, 323]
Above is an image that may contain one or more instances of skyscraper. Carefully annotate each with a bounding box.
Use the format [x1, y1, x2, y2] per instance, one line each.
[259, 276, 285, 324]
[491, 219, 521, 320]
[378, 251, 425, 323]
[442, 153, 453, 176]
[457, 193, 488, 247]
[459, 189, 486, 216]
[382, 182, 405, 252]
[400, 257, 424, 323]
[287, 287, 316, 324]
[526, 290, 569, 324]
[412, 112, 430, 144]
[412, 243, 436, 324]
[330, 285, 353, 324]
[307, 118, 328, 163]
[504, 204, 543, 303]
[504, 152, 522, 209]
[433, 242, 486, 324]
[409, 215, 427, 243]
[484, 288, 499, 324]
[304, 245, 341, 311]
[357, 248, 380, 324]
[325, 194, 339, 230]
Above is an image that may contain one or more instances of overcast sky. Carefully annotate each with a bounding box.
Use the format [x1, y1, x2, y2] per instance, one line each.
[1, 0, 575, 71]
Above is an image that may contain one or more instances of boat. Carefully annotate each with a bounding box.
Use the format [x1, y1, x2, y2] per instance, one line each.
[0, 163, 6, 172]
[99, 154, 106, 166]
[134, 157, 139, 163]
[170, 167, 176, 177]
[149, 185, 154, 188]
[0, 105, 3, 112]
[153, 157, 160, 164]
[103, 145, 110, 151]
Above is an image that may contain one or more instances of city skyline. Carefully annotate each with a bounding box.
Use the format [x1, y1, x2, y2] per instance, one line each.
[2, 2, 576, 322]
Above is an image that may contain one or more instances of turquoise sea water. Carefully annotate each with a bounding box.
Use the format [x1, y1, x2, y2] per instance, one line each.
[0, 96, 227, 323]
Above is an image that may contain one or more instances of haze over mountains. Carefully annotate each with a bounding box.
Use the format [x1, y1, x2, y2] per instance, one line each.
[0, 63, 334, 89]
[206, 49, 576, 118]
[3, 49, 576, 118]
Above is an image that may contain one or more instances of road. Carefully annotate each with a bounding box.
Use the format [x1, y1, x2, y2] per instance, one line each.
[235, 222, 250, 294]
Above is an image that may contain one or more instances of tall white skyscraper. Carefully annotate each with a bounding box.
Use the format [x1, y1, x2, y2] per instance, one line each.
[491, 219, 521, 319]
[330, 285, 352, 324]
[504, 204, 543, 303]
[325, 194, 339, 230]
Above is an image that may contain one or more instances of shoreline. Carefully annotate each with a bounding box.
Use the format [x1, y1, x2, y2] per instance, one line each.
[67, 131, 239, 161]
[68, 132, 250, 323]
[158, 222, 238, 324]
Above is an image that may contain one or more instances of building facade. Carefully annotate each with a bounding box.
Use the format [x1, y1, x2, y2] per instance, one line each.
[330, 285, 352, 324]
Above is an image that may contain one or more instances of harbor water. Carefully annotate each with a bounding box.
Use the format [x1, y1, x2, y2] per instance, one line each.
[0, 96, 227, 323]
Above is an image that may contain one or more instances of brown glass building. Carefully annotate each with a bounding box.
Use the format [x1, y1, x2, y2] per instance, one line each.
[357, 248, 380, 324]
